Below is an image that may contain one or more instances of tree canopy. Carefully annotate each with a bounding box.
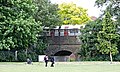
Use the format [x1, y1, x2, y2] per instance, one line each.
[95, 0, 120, 26]
[0, 0, 41, 50]
[34, 0, 62, 28]
[0, 0, 62, 61]
[79, 19, 102, 60]
[79, 0, 120, 61]
[58, 2, 91, 25]
[96, 12, 119, 63]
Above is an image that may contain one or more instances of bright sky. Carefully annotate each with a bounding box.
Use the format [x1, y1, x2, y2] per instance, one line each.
[50, 0, 101, 17]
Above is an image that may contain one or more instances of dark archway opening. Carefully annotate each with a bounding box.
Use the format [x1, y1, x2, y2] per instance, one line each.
[54, 50, 72, 56]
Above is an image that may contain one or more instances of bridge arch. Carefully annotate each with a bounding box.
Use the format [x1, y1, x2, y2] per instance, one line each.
[45, 45, 80, 56]
[45, 45, 80, 61]
[54, 50, 72, 56]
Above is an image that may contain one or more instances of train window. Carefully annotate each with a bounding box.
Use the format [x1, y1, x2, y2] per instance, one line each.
[60, 30, 64, 32]
[74, 29, 78, 33]
[70, 29, 78, 33]
[70, 30, 74, 33]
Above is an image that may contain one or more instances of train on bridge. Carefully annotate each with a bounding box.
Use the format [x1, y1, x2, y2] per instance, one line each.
[43, 25, 84, 61]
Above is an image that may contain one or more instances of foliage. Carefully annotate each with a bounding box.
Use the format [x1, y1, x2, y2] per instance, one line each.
[0, 0, 61, 62]
[0, 0, 42, 50]
[96, 12, 119, 63]
[95, 0, 120, 20]
[58, 2, 91, 24]
[0, 51, 15, 62]
[33, 0, 61, 57]
[79, 0, 120, 61]
[35, 39, 47, 55]
[95, 0, 120, 35]
[17, 49, 38, 62]
[95, 0, 120, 54]
[79, 13, 120, 61]
[34, 0, 62, 28]
[79, 19, 102, 60]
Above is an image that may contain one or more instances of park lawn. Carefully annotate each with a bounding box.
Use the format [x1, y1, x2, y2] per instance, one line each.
[0, 62, 120, 72]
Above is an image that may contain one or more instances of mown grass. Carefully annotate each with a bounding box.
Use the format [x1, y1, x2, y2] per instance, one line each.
[0, 61, 120, 72]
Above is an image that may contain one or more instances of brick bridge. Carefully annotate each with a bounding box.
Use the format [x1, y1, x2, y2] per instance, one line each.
[45, 36, 81, 57]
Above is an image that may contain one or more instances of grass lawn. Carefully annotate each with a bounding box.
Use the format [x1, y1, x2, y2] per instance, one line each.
[0, 61, 120, 72]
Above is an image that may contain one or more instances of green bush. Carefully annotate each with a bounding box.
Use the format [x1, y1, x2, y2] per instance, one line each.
[80, 55, 110, 61]
[17, 51, 27, 62]
[0, 51, 15, 62]
[17, 50, 38, 62]
[0, 50, 39, 62]
[113, 54, 120, 61]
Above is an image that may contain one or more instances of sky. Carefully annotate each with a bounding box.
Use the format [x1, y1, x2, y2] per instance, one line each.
[50, 0, 102, 18]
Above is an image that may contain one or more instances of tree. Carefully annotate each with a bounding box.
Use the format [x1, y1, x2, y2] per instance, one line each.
[34, 0, 62, 28]
[96, 12, 119, 63]
[33, 0, 63, 56]
[58, 2, 91, 25]
[0, 0, 41, 50]
[79, 0, 120, 61]
[95, 0, 120, 63]
[79, 20, 102, 60]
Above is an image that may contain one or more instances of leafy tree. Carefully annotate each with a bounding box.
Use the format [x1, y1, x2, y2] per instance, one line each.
[79, 20, 102, 60]
[0, 0, 41, 50]
[96, 12, 119, 63]
[34, 0, 62, 28]
[95, 0, 120, 62]
[58, 2, 91, 24]
[79, 0, 120, 61]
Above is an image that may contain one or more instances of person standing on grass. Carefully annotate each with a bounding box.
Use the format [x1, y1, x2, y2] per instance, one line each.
[50, 56, 55, 67]
[44, 55, 49, 67]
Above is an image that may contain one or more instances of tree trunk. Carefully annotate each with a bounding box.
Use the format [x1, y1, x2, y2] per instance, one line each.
[110, 51, 113, 64]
